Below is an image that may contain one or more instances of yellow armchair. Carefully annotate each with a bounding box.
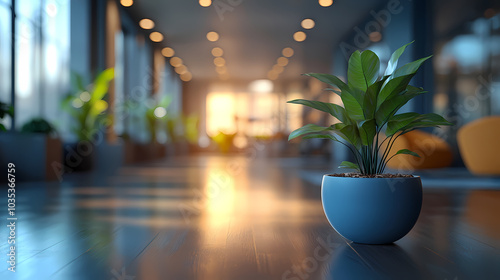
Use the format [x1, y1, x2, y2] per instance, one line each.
[458, 116, 500, 175]
[381, 130, 453, 170]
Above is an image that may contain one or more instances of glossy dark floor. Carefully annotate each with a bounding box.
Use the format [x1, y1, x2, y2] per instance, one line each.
[2, 155, 500, 280]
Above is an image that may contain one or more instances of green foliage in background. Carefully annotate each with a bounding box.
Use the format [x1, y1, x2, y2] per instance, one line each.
[62, 68, 115, 141]
[21, 118, 57, 135]
[288, 42, 453, 175]
[0, 102, 13, 131]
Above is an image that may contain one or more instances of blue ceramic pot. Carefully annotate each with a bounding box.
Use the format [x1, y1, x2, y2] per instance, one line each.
[321, 175, 422, 244]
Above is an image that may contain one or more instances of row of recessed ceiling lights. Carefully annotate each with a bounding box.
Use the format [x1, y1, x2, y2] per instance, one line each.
[267, 18, 315, 80]
[206, 31, 230, 80]
[120, 0, 192, 82]
[198, 0, 333, 8]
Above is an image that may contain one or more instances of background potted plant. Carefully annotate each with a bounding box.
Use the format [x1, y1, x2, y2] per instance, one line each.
[61, 68, 114, 171]
[288, 42, 453, 244]
[0, 118, 62, 181]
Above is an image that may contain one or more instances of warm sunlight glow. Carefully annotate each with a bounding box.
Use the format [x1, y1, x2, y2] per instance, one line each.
[293, 31, 306, 42]
[161, 47, 175, 57]
[211, 47, 224, 57]
[149, 32, 163, 42]
[199, 0, 212, 7]
[206, 93, 236, 137]
[249, 79, 273, 93]
[139, 19, 155, 29]
[207, 31, 219, 42]
[120, 0, 133, 7]
[319, 0, 333, 7]
[214, 57, 226, 66]
[180, 72, 192, 82]
[170, 57, 183, 67]
[282, 47, 294, 57]
[301, 19, 315, 29]
[277, 57, 289, 66]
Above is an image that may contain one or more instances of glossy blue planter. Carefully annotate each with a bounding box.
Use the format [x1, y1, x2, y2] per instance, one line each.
[321, 175, 422, 244]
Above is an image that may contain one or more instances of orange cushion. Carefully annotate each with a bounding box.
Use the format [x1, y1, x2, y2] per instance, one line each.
[457, 116, 500, 175]
[381, 130, 453, 170]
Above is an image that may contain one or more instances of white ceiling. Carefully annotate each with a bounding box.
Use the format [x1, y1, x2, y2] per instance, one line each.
[127, 0, 387, 81]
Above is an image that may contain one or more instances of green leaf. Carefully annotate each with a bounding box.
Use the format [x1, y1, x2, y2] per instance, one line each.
[90, 68, 115, 103]
[385, 112, 422, 136]
[363, 78, 387, 120]
[324, 88, 341, 95]
[302, 133, 339, 141]
[385, 41, 413, 76]
[347, 50, 380, 91]
[394, 149, 420, 158]
[358, 119, 377, 146]
[339, 161, 361, 171]
[0, 123, 6, 131]
[377, 74, 415, 108]
[288, 124, 333, 141]
[341, 90, 365, 121]
[375, 89, 426, 126]
[392, 55, 432, 79]
[386, 113, 453, 136]
[339, 124, 362, 149]
[304, 73, 348, 92]
[287, 99, 348, 123]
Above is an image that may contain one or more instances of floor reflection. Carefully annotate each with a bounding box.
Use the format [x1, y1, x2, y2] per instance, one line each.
[0, 155, 499, 279]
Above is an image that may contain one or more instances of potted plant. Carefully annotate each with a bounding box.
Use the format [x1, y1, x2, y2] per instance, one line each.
[0, 118, 63, 181]
[287, 42, 452, 244]
[61, 68, 114, 171]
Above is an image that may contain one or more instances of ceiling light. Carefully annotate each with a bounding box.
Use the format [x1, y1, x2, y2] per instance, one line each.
[319, 0, 333, 7]
[161, 47, 175, 57]
[277, 57, 289, 66]
[120, 0, 133, 7]
[170, 57, 183, 67]
[214, 57, 226, 66]
[149, 32, 163, 42]
[207, 31, 219, 42]
[369, 32, 382, 42]
[267, 71, 278, 80]
[216, 66, 227, 74]
[199, 0, 212, 7]
[293, 31, 306, 42]
[180, 72, 193, 82]
[175, 65, 188, 75]
[282, 47, 294, 57]
[139, 19, 155, 29]
[301, 19, 315, 29]
[211, 47, 224, 57]
[273, 65, 284, 74]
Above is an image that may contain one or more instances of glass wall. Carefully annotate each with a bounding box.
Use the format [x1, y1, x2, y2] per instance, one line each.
[0, 1, 11, 129]
[432, 0, 500, 163]
[14, 0, 70, 129]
